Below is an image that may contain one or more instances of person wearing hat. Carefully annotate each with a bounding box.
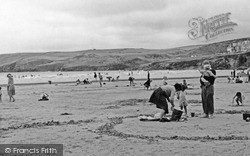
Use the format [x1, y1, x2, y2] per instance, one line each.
[199, 60, 216, 118]
[7, 74, 15, 102]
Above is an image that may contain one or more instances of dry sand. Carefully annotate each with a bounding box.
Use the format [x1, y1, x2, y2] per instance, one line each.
[1, 77, 250, 156]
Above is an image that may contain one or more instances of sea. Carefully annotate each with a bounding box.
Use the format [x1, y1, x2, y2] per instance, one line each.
[0, 70, 232, 85]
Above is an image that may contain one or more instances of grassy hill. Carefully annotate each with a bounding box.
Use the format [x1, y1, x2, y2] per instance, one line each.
[0, 38, 250, 72]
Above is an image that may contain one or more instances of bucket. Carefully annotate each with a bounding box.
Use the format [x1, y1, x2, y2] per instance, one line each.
[191, 112, 195, 117]
[243, 113, 250, 120]
[171, 109, 183, 121]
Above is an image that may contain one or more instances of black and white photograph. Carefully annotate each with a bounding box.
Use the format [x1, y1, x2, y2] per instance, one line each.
[0, 0, 250, 155]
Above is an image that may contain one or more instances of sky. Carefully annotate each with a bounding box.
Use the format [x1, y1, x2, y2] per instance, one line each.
[0, 0, 250, 54]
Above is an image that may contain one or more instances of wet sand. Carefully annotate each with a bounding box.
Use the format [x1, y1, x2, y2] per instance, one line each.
[1, 77, 250, 156]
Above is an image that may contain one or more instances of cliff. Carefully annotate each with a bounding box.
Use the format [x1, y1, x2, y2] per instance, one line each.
[0, 38, 250, 72]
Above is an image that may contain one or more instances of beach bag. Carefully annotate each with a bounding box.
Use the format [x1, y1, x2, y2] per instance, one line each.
[171, 109, 183, 121]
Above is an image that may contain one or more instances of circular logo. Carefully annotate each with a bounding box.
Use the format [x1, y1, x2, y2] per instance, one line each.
[5, 148, 11, 154]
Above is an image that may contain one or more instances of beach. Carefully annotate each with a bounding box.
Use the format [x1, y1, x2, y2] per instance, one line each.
[1, 71, 250, 156]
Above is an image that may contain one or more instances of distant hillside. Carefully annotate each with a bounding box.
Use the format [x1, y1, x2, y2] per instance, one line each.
[0, 38, 250, 72]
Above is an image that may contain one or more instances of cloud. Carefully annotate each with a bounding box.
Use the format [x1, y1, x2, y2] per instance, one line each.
[0, 0, 249, 53]
[33, 0, 169, 18]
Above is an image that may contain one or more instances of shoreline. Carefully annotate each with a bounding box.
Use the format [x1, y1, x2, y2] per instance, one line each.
[0, 75, 228, 87]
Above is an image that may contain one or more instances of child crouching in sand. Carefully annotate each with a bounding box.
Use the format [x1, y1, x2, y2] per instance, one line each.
[177, 84, 188, 116]
[232, 92, 245, 106]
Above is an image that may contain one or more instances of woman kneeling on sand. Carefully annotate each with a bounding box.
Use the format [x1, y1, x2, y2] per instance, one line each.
[7, 74, 15, 102]
[149, 83, 182, 121]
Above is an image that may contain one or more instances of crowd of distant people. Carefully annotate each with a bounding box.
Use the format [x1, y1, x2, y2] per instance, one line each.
[228, 69, 250, 83]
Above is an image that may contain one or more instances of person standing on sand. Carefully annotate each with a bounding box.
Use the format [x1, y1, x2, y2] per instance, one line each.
[199, 61, 216, 118]
[183, 79, 188, 89]
[247, 68, 250, 82]
[7, 74, 15, 102]
[0, 87, 2, 102]
[144, 71, 151, 90]
[177, 84, 188, 116]
[94, 72, 97, 80]
[98, 73, 103, 87]
[233, 69, 236, 79]
[128, 76, 135, 86]
[149, 83, 182, 121]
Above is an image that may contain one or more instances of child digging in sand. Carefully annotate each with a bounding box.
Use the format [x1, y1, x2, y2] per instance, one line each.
[232, 92, 245, 106]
